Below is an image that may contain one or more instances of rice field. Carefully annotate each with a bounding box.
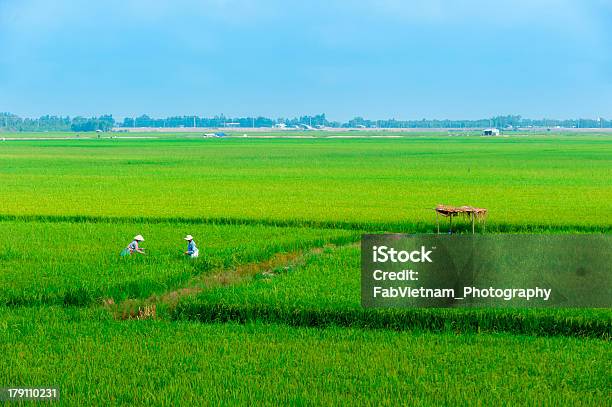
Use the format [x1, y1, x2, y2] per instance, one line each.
[0, 221, 357, 306]
[1, 136, 610, 229]
[0, 133, 610, 404]
[173, 246, 612, 338]
[1, 307, 609, 406]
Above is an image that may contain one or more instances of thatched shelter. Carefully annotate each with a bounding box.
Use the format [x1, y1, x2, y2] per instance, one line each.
[434, 204, 488, 234]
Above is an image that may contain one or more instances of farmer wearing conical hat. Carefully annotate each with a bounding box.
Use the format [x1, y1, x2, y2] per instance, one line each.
[183, 235, 199, 258]
[121, 235, 146, 256]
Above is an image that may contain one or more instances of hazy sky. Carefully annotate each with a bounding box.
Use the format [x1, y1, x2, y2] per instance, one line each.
[0, 0, 610, 120]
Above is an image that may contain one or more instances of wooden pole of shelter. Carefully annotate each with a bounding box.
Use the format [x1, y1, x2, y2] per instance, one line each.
[471, 213, 475, 234]
[436, 211, 440, 234]
[449, 214, 452, 234]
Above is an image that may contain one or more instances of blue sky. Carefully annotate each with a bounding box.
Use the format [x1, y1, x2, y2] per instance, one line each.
[0, 0, 610, 120]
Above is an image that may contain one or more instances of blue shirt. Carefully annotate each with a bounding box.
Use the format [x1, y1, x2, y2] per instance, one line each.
[187, 240, 197, 254]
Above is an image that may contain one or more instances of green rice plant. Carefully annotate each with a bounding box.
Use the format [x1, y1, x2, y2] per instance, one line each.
[0, 221, 358, 306]
[1, 136, 610, 229]
[173, 246, 612, 338]
[0, 306, 609, 406]
[1, 133, 610, 405]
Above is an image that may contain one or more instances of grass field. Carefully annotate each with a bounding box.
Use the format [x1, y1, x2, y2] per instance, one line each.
[1, 135, 610, 229]
[1, 307, 609, 405]
[174, 246, 611, 338]
[0, 221, 357, 306]
[0, 133, 610, 404]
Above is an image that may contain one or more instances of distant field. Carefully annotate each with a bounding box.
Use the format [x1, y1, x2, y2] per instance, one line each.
[1, 135, 610, 229]
[3, 129, 612, 138]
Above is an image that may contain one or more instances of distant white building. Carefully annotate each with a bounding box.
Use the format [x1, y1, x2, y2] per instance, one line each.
[483, 128, 500, 136]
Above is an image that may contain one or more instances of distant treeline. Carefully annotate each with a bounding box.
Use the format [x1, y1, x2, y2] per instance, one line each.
[0, 112, 610, 131]
[0, 113, 115, 132]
